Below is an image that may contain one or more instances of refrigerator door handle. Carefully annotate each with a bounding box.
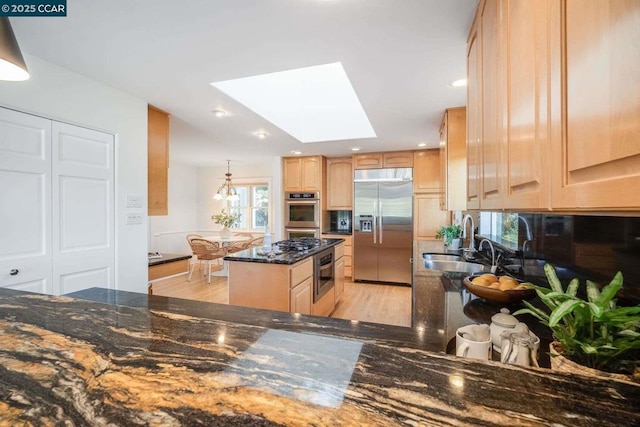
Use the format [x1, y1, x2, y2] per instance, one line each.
[378, 199, 383, 244]
[372, 199, 377, 244]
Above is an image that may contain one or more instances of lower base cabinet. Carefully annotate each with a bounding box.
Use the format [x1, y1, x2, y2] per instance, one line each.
[290, 276, 312, 315]
[335, 257, 345, 302]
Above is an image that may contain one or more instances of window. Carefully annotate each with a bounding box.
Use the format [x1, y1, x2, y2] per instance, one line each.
[478, 212, 519, 249]
[228, 184, 269, 231]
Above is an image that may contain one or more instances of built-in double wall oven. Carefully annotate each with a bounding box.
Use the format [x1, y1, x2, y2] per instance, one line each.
[285, 191, 320, 238]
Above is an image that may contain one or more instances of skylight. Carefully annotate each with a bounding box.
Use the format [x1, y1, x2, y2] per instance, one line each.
[210, 62, 376, 143]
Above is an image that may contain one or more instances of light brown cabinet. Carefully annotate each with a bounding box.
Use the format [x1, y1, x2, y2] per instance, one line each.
[466, 15, 482, 210]
[353, 151, 413, 170]
[148, 105, 169, 216]
[413, 149, 440, 194]
[439, 107, 467, 210]
[414, 193, 450, 240]
[326, 157, 353, 209]
[323, 235, 352, 278]
[290, 276, 312, 315]
[468, 0, 640, 212]
[549, 0, 640, 210]
[334, 243, 345, 302]
[283, 156, 324, 192]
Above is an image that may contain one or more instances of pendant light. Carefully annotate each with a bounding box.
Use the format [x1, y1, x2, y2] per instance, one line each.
[0, 17, 30, 81]
[213, 160, 240, 202]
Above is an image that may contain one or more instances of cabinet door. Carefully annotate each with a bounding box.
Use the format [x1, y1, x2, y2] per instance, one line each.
[480, 0, 506, 209]
[467, 17, 482, 210]
[301, 156, 322, 191]
[353, 153, 383, 169]
[550, 0, 640, 209]
[440, 108, 467, 211]
[383, 151, 413, 168]
[148, 105, 169, 216]
[326, 157, 353, 209]
[413, 149, 440, 194]
[334, 257, 345, 302]
[290, 276, 312, 315]
[503, 0, 550, 210]
[283, 157, 302, 191]
[414, 194, 450, 240]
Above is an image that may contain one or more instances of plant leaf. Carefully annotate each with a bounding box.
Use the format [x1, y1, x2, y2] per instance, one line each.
[544, 263, 564, 293]
[566, 278, 579, 297]
[549, 299, 584, 327]
[595, 271, 623, 308]
[587, 302, 604, 318]
[586, 280, 600, 304]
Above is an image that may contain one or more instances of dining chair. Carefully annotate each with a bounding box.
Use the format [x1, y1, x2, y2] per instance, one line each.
[248, 236, 264, 248]
[226, 232, 253, 254]
[186, 233, 203, 275]
[188, 239, 227, 284]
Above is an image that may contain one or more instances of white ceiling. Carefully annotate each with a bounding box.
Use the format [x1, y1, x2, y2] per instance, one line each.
[12, 0, 477, 167]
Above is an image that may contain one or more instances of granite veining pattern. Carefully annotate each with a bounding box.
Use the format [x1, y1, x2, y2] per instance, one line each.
[1, 288, 639, 426]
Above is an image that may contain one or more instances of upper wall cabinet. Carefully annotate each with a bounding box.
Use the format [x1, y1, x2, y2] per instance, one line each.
[148, 105, 169, 216]
[353, 151, 413, 170]
[413, 149, 440, 194]
[549, 0, 640, 210]
[283, 156, 325, 192]
[466, 14, 482, 210]
[326, 157, 353, 210]
[439, 107, 467, 211]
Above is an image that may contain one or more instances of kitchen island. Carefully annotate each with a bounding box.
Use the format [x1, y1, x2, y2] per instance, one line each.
[0, 287, 638, 426]
[224, 238, 344, 316]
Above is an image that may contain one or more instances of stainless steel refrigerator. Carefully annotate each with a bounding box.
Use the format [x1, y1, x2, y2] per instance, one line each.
[353, 168, 413, 285]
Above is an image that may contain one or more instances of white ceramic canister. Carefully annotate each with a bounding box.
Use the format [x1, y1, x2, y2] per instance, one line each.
[490, 308, 520, 352]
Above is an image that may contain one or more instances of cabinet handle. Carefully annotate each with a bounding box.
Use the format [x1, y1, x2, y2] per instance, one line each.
[9, 269, 19, 276]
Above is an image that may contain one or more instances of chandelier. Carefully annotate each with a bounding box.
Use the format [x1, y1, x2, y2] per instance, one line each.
[213, 160, 240, 201]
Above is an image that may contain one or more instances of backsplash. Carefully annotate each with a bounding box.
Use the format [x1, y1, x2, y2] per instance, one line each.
[482, 213, 640, 304]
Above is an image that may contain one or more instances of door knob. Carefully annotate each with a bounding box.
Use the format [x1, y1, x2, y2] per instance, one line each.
[9, 269, 19, 276]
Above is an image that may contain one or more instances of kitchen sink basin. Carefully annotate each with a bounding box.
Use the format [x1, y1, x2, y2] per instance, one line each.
[423, 260, 490, 274]
[422, 253, 464, 261]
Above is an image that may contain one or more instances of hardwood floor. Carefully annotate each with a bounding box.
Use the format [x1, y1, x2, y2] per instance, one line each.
[150, 272, 412, 327]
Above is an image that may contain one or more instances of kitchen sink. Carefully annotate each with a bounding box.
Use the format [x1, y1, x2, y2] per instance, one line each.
[422, 253, 464, 261]
[423, 260, 490, 274]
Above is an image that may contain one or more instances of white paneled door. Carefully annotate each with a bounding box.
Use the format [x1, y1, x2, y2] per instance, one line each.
[52, 122, 114, 295]
[0, 107, 115, 295]
[0, 108, 52, 293]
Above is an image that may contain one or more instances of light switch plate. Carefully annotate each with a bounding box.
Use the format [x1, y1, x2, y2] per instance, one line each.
[126, 195, 143, 208]
[126, 213, 143, 225]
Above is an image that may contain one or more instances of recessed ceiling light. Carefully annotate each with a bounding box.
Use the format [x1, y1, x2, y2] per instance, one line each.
[211, 62, 376, 143]
[417, 142, 427, 147]
[255, 131, 269, 139]
[291, 150, 302, 155]
[212, 109, 227, 117]
[350, 147, 361, 152]
[448, 78, 467, 88]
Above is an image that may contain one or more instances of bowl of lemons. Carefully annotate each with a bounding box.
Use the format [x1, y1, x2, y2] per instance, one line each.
[463, 273, 536, 305]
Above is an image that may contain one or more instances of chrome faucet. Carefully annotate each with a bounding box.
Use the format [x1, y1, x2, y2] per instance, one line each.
[461, 214, 476, 256]
[518, 215, 534, 264]
[479, 238, 497, 273]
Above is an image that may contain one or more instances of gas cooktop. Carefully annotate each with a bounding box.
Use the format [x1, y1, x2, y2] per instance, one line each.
[275, 238, 326, 253]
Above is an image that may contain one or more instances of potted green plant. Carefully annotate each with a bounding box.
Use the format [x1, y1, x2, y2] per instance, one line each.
[211, 209, 241, 238]
[435, 224, 462, 249]
[514, 264, 640, 382]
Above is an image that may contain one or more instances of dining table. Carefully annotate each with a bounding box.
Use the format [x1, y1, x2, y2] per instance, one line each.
[201, 235, 251, 277]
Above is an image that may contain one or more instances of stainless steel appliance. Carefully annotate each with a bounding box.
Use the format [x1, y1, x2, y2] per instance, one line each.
[285, 228, 319, 239]
[354, 168, 413, 285]
[313, 246, 334, 303]
[285, 191, 320, 228]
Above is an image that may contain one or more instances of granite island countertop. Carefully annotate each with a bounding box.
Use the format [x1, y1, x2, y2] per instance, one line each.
[1, 287, 638, 426]
[224, 237, 344, 265]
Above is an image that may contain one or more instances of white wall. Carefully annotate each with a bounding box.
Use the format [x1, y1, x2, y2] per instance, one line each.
[0, 55, 149, 293]
[198, 159, 283, 241]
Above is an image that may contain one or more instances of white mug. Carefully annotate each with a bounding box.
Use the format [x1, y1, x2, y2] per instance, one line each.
[456, 328, 492, 360]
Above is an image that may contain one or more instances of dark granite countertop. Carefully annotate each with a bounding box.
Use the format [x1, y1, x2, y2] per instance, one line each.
[322, 231, 352, 236]
[1, 286, 638, 426]
[224, 238, 344, 265]
[148, 253, 192, 267]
